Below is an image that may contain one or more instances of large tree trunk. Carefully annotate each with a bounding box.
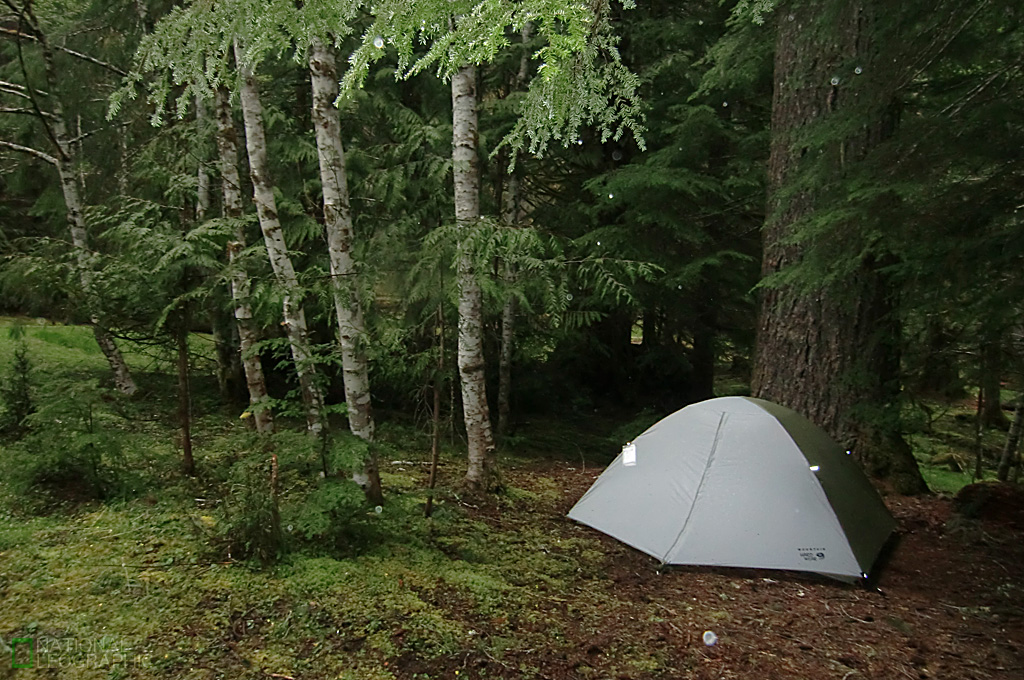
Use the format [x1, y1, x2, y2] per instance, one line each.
[234, 41, 325, 437]
[751, 1, 927, 494]
[452, 64, 498, 492]
[215, 87, 273, 434]
[30, 16, 137, 396]
[308, 39, 383, 505]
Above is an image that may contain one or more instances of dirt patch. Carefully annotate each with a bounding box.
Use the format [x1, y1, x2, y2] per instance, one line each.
[953, 482, 1024, 531]
[396, 462, 1024, 679]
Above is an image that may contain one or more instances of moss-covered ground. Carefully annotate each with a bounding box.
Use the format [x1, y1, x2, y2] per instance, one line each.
[1, 319, 1021, 679]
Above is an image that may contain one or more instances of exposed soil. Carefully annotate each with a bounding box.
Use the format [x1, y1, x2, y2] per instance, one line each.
[398, 464, 1024, 680]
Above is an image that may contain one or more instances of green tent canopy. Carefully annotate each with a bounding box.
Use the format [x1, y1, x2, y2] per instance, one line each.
[568, 396, 896, 582]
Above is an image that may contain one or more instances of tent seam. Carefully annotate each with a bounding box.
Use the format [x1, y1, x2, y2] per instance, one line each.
[661, 411, 727, 563]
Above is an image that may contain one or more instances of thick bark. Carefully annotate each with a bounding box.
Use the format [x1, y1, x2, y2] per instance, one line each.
[452, 64, 498, 492]
[30, 18, 137, 396]
[308, 40, 383, 504]
[234, 41, 325, 436]
[215, 87, 273, 434]
[751, 1, 927, 494]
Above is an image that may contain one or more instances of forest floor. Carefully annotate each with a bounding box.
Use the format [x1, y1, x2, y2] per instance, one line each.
[2, 454, 1022, 680]
[1, 318, 1023, 679]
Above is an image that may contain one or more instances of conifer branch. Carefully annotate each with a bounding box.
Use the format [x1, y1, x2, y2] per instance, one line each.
[4, 1, 63, 159]
[0, 26, 128, 77]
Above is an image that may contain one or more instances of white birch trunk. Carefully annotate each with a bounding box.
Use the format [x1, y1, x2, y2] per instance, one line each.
[215, 87, 273, 434]
[234, 41, 325, 436]
[452, 64, 498, 491]
[308, 40, 383, 503]
[36, 32, 137, 396]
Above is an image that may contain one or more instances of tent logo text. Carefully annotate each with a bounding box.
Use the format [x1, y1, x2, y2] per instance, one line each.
[798, 548, 827, 561]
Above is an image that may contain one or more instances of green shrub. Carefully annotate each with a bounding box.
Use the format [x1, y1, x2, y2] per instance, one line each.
[0, 325, 34, 439]
[283, 477, 371, 553]
[217, 453, 284, 565]
[3, 381, 130, 507]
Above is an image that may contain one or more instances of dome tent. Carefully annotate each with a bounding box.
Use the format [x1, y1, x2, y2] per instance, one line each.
[568, 396, 896, 582]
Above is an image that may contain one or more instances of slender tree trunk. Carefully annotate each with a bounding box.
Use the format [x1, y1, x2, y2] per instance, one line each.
[496, 23, 532, 439]
[196, 95, 211, 221]
[117, 127, 130, 197]
[210, 307, 236, 399]
[426, 305, 445, 518]
[197, 94, 244, 404]
[997, 393, 1023, 481]
[979, 334, 1009, 430]
[919, 317, 961, 396]
[177, 319, 194, 475]
[750, 1, 927, 494]
[308, 39, 383, 504]
[215, 87, 273, 434]
[29, 16, 137, 396]
[690, 305, 716, 402]
[234, 41, 325, 437]
[497, 172, 520, 438]
[452, 64, 498, 492]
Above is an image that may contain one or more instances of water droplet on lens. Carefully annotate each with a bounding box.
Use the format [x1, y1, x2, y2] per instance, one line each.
[722, 101, 728, 107]
[703, 631, 718, 646]
[374, 505, 383, 514]
[566, 293, 574, 301]
[373, 36, 384, 49]
[608, 193, 614, 199]
[854, 66, 863, 75]
[612, 150, 623, 161]
[831, 76, 840, 85]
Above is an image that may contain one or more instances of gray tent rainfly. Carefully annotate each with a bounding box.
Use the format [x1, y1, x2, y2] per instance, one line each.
[568, 396, 896, 582]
